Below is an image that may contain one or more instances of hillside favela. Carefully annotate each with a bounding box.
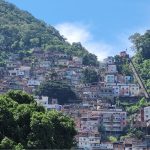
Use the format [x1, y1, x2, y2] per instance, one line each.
[0, 0, 150, 149]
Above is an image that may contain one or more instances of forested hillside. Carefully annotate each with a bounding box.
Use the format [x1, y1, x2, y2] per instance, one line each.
[0, 0, 98, 66]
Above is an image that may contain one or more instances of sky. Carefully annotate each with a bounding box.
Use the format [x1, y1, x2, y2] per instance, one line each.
[7, 0, 150, 60]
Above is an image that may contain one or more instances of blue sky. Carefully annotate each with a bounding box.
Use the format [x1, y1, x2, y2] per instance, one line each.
[7, 0, 150, 60]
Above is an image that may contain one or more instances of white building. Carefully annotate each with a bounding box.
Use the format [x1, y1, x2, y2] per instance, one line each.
[107, 64, 117, 73]
[78, 136, 101, 149]
[6, 61, 21, 68]
[112, 85, 120, 96]
[27, 79, 41, 86]
[47, 104, 62, 111]
[40, 61, 51, 68]
[8, 69, 18, 76]
[55, 59, 69, 66]
[35, 96, 49, 106]
[72, 56, 83, 65]
[129, 84, 140, 97]
[8, 66, 30, 77]
[99, 143, 113, 150]
[35, 96, 62, 111]
[143, 106, 150, 122]
[103, 57, 114, 64]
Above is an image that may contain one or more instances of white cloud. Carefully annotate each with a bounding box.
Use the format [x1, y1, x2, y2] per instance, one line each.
[116, 33, 134, 56]
[55, 23, 91, 43]
[55, 22, 114, 61]
[55, 22, 150, 61]
[85, 42, 113, 61]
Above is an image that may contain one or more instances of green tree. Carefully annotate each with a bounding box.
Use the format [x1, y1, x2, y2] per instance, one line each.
[83, 53, 98, 66]
[0, 137, 24, 150]
[83, 68, 99, 83]
[108, 136, 117, 143]
[6, 90, 35, 104]
[0, 106, 17, 140]
[36, 81, 77, 104]
[27, 112, 54, 149]
[129, 31, 150, 60]
[48, 111, 77, 149]
[114, 55, 132, 76]
[0, 137, 16, 149]
[0, 91, 76, 149]
[138, 97, 148, 107]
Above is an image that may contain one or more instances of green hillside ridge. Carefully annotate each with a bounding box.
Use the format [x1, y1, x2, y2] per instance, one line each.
[0, 0, 98, 66]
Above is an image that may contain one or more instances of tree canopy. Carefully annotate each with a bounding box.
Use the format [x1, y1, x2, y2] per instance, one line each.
[83, 53, 98, 66]
[36, 81, 77, 104]
[129, 31, 150, 60]
[0, 90, 76, 149]
[83, 68, 99, 83]
[114, 55, 132, 76]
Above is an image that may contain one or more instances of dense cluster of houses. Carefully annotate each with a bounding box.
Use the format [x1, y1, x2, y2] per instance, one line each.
[100, 52, 140, 98]
[1, 49, 149, 149]
[0, 49, 140, 99]
[35, 96, 150, 150]
[0, 48, 84, 94]
[0, 48, 140, 99]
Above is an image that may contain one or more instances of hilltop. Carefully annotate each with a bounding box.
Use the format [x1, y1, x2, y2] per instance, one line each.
[0, 0, 98, 66]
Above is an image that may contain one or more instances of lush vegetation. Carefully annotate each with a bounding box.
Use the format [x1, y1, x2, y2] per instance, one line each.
[83, 68, 99, 83]
[114, 55, 132, 76]
[36, 81, 77, 104]
[125, 97, 150, 115]
[0, 90, 76, 149]
[0, 0, 98, 66]
[82, 53, 99, 66]
[129, 31, 150, 61]
[129, 31, 150, 94]
[117, 97, 150, 141]
[108, 136, 117, 143]
[120, 126, 145, 141]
